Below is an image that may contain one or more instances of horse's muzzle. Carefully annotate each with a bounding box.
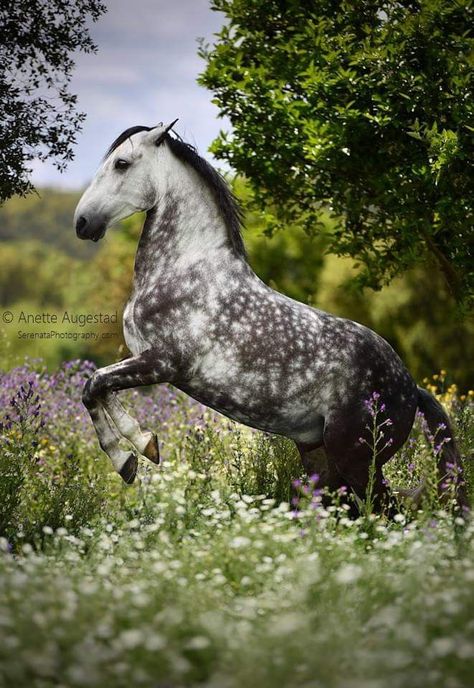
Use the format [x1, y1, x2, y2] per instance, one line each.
[75, 215, 107, 242]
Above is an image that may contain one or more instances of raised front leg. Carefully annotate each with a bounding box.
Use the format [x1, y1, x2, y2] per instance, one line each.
[89, 404, 139, 483]
[82, 350, 173, 483]
[104, 392, 160, 464]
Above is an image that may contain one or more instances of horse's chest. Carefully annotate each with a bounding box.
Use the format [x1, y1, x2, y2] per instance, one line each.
[123, 287, 203, 359]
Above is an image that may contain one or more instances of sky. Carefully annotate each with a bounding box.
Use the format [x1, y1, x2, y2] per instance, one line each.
[30, 0, 229, 190]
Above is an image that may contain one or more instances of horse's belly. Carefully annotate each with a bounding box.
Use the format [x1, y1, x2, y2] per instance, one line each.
[222, 404, 324, 444]
[179, 373, 325, 444]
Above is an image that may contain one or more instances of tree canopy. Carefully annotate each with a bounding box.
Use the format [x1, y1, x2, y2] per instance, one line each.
[199, 0, 474, 306]
[0, 0, 106, 204]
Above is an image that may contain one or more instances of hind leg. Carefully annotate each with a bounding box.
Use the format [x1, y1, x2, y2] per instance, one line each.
[296, 442, 343, 490]
[322, 418, 400, 518]
[296, 442, 356, 513]
[343, 463, 399, 517]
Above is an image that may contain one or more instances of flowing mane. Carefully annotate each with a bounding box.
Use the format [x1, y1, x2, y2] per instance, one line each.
[105, 126, 246, 258]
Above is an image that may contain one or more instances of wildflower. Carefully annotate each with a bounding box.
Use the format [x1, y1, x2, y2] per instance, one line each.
[230, 536, 251, 548]
[0, 537, 10, 552]
[145, 634, 166, 651]
[335, 563, 363, 584]
[118, 628, 144, 649]
[186, 636, 211, 650]
[431, 637, 455, 657]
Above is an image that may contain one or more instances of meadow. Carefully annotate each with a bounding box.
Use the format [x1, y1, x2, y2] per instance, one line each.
[1, 0, 473, 685]
[0, 358, 473, 688]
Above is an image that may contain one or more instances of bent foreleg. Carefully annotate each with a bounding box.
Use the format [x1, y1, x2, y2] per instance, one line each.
[82, 350, 173, 483]
[89, 403, 138, 483]
[104, 392, 160, 463]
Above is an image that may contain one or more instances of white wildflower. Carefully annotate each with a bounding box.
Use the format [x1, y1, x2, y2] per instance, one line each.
[118, 628, 144, 649]
[230, 536, 251, 548]
[335, 563, 363, 584]
[145, 634, 166, 651]
[186, 635, 211, 650]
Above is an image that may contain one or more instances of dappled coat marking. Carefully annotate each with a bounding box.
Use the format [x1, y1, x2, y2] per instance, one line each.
[73, 122, 468, 514]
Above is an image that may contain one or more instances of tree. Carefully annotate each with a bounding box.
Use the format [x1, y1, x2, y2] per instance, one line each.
[0, 0, 106, 203]
[199, 0, 474, 306]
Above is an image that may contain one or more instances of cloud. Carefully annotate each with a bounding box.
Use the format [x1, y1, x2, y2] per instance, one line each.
[31, 0, 229, 189]
[92, 0, 221, 41]
[75, 63, 144, 86]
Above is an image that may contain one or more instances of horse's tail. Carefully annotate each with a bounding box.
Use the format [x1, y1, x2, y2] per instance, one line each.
[416, 386, 470, 513]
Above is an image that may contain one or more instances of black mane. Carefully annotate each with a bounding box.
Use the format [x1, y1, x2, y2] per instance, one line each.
[105, 126, 246, 258]
[105, 125, 151, 158]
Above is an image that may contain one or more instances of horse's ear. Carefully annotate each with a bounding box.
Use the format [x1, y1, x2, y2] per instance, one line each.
[155, 119, 179, 147]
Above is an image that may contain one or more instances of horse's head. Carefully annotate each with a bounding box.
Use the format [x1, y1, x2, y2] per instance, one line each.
[74, 120, 178, 241]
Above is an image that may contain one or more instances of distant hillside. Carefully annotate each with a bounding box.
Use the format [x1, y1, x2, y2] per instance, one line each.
[0, 188, 98, 259]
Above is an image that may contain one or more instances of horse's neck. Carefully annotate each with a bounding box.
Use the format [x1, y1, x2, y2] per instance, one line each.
[134, 176, 246, 285]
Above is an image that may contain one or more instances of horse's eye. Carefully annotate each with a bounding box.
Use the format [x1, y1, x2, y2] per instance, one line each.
[114, 158, 130, 171]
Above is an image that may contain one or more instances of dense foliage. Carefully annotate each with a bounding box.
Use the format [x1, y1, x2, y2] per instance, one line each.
[0, 0, 106, 203]
[199, 0, 474, 305]
[0, 358, 473, 686]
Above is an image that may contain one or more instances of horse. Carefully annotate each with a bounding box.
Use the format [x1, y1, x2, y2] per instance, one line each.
[73, 120, 468, 515]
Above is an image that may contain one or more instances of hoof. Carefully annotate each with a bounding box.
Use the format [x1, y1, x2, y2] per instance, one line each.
[143, 434, 160, 464]
[119, 453, 138, 484]
[393, 484, 424, 508]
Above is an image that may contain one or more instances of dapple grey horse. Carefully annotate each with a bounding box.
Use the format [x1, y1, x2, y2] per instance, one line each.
[74, 121, 468, 514]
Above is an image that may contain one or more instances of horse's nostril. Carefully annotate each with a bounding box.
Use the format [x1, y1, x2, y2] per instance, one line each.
[76, 216, 87, 234]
